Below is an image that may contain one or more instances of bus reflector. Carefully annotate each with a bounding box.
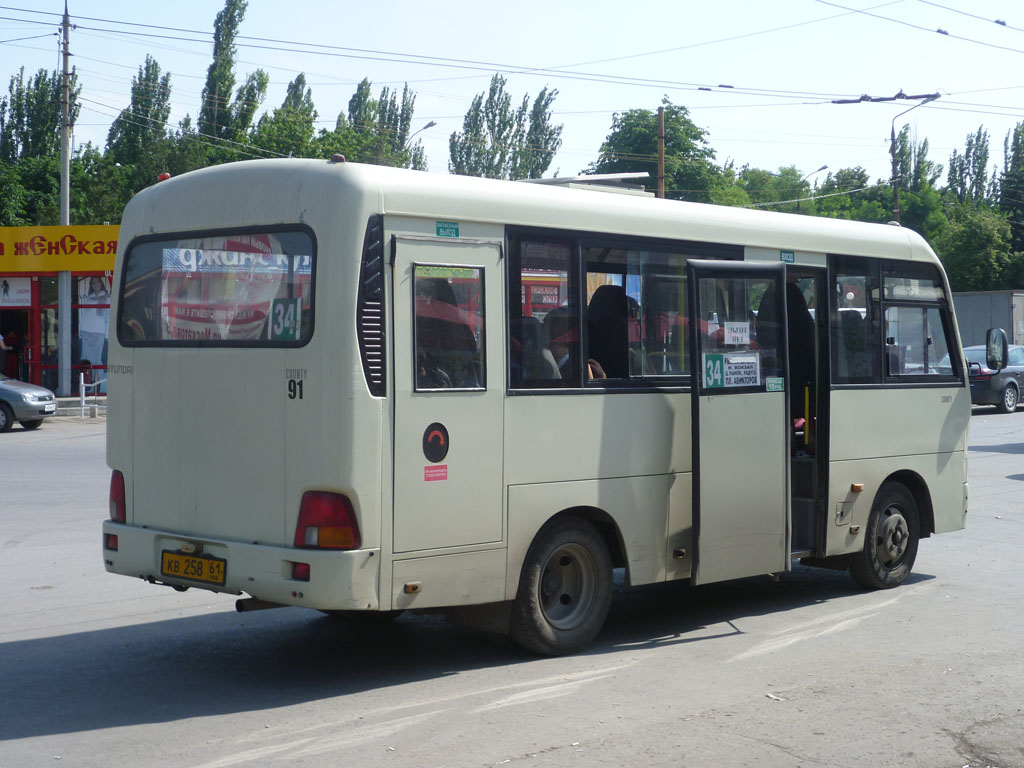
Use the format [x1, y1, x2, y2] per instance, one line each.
[292, 562, 311, 581]
[105, 533, 119, 551]
[294, 491, 361, 550]
[109, 470, 126, 523]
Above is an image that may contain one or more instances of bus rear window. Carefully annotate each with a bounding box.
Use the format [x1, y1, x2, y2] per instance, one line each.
[117, 228, 315, 346]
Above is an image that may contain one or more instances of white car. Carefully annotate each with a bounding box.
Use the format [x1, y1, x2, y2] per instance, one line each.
[0, 375, 57, 432]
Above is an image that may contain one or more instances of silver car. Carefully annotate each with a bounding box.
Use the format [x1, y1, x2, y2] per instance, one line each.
[0, 375, 57, 432]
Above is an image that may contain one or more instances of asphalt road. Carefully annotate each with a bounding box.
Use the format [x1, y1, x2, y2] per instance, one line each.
[1, 411, 1022, 768]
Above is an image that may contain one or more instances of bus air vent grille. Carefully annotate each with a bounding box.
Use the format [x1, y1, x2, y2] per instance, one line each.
[357, 215, 386, 397]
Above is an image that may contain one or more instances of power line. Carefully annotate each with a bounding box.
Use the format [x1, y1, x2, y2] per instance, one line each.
[915, 0, 1024, 33]
[814, 0, 1024, 55]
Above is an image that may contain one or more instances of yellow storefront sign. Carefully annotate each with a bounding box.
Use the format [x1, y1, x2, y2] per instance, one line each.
[0, 225, 119, 272]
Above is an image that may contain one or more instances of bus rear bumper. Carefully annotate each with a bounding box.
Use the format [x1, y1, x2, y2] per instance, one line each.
[102, 521, 381, 610]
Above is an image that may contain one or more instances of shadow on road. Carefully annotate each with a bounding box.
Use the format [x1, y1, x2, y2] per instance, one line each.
[0, 564, 931, 741]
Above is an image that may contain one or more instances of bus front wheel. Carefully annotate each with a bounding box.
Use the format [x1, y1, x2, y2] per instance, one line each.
[850, 482, 919, 590]
[510, 517, 612, 656]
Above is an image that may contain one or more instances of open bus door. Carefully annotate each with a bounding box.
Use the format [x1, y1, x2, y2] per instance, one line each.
[688, 260, 790, 585]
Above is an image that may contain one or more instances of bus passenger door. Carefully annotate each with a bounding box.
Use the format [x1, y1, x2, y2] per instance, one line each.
[391, 237, 504, 554]
[688, 260, 790, 585]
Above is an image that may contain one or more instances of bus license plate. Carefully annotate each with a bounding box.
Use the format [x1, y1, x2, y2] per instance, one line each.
[161, 551, 227, 586]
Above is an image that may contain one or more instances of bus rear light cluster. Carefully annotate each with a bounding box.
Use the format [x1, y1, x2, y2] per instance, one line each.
[109, 470, 126, 523]
[293, 491, 361, 550]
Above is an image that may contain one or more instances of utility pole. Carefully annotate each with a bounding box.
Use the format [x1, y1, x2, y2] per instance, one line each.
[58, 1, 72, 395]
[657, 106, 665, 199]
[831, 90, 940, 226]
[60, 3, 70, 225]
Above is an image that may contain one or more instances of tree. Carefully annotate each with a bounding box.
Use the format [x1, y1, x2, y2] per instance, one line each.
[107, 56, 171, 167]
[815, 167, 889, 222]
[0, 159, 26, 225]
[934, 203, 1015, 291]
[251, 73, 317, 157]
[449, 74, 562, 180]
[0, 67, 80, 162]
[198, 0, 246, 140]
[196, 0, 268, 156]
[317, 79, 427, 169]
[586, 98, 717, 201]
[999, 122, 1024, 254]
[70, 143, 133, 225]
[947, 127, 991, 205]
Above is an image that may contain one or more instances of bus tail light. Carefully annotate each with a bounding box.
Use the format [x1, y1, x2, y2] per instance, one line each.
[109, 470, 126, 523]
[294, 492, 361, 550]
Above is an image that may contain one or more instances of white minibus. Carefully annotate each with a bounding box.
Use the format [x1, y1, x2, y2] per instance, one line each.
[103, 158, 978, 655]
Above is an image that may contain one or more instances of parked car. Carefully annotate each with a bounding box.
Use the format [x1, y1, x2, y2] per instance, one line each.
[0, 375, 57, 432]
[965, 343, 1024, 413]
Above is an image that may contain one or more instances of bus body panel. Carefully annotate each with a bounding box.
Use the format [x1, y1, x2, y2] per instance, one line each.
[101, 160, 969, 629]
[392, 549, 506, 610]
[105, 162, 389, 603]
[505, 474, 688, 597]
[503, 392, 691, 485]
[827, 386, 971, 555]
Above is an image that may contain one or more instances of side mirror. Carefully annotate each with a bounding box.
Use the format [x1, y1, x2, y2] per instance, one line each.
[986, 327, 1009, 371]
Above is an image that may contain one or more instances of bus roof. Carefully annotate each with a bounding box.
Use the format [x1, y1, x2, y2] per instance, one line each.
[129, 158, 938, 266]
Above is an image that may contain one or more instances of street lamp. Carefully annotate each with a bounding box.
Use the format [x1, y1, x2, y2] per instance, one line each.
[407, 120, 437, 147]
[890, 94, 939, 223]
[797, 165, 828, 214]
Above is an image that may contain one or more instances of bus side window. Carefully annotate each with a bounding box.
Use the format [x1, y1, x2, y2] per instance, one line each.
[509, 238, 578, 389]
[413, 269, 484, 391]
[830, 256, 881, 384]
[881, 262, 957, 379]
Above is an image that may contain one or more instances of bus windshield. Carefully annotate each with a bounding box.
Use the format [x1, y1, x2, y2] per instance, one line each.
[117, 228, 314, 346]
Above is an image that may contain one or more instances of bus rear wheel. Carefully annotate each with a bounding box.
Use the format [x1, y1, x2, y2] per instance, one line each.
[850, 482, 919, 589]
[509, 517, 612, 656]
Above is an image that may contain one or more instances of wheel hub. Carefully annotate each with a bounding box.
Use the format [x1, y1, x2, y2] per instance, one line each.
[539, 543, 596, 630]
[876, 510, 909, 566]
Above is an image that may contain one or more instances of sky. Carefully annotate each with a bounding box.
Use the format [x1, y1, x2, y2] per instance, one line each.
[3, 0, 1024, 196]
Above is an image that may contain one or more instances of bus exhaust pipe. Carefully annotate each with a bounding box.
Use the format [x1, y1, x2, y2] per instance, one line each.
[235, 598, 287, 613]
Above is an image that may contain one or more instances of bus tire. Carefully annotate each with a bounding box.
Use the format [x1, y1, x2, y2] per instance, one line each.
[509, 517, 612, 656]
[0, 403, 14, 433]
[850, 482, 919, 590]
[998, 383, 1018, 413]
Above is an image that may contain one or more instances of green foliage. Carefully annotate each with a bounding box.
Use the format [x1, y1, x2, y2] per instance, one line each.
[0, 159, 26, 225]
[198, 0, 247, 140]
[106, 56, 171, 167]
[0, 67, 80, 162]
[316, 78, 427, 169]
[999, 122, 1024, 254]
[251, 74, 317, 157]
[813, 167, 888, 222]
[948, 127, 991, 205]
[449, 74, 562, 180]
[587, 98, 717, 201]
[934, 202, 1015, 291]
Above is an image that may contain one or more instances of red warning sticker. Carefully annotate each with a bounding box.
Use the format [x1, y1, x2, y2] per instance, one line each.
[424, 465, 448, 482]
